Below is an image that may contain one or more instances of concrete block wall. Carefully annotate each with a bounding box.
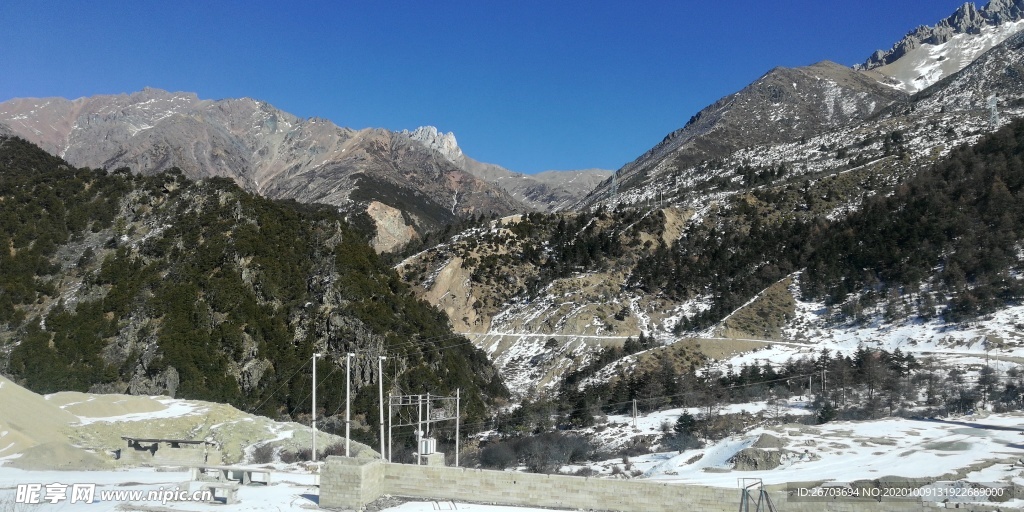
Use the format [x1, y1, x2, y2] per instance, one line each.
[320, 457, 956, 512]
[383, 464, 730, 512]
[319, 457, 385, 510]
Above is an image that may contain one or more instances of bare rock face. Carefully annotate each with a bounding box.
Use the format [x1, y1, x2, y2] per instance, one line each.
[366, 201, 418, 253]
[404, 125, 463, 162]
[126, 367, 180, 397]
[0, 89, 521, 242]
[860, 0, 1024, 70]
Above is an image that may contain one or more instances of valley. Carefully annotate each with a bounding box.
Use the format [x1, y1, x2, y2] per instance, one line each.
[4, 1, 1024, 510]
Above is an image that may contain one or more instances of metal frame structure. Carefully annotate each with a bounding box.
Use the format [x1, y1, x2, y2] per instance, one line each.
[737, 479, 778, 512]
[387, 391, 461, 466]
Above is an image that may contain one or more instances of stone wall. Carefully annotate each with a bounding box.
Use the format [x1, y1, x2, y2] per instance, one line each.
[320, 457, 960, 512]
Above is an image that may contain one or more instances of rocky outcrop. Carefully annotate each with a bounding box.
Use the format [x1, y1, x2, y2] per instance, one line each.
[860, 0, 1024, 69]
[404, 126, 463, 162]
[731, 447, 784, 471]
[366, 201, 418, 253]
[400, 126, 611, 212]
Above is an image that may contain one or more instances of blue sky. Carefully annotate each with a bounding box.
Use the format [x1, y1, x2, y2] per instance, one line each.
[0, 1, 970, 173]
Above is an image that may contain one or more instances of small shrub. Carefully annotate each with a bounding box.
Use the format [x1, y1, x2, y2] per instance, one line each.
[279, 450, 298, 464]
[251, 443, 275, 464]
[480, 443, 516, 470]
[320, 442, 348, 458]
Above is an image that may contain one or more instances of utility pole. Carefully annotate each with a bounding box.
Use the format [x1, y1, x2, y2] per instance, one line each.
[416, 394, 423, 466]
[455, 388, 461, 468]
[387, 393, 393, 463]
[988, 94, 1000, 130]
[632, 399, 638, 428]
[378, 356, 386, 461]
[312, 353, 322, 462]
[345, 352, 353, 457]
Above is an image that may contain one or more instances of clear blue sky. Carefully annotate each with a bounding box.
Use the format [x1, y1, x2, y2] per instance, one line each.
[0, 1, 970, 173]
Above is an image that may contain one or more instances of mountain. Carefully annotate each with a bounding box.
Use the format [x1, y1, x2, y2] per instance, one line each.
[402, 1, 1024, 397]
[404, 126, 612, 211]
[580, 1, 1024, 211]
[577, 61, 907, 208]
[0, 89, 522, 252]
[0, 135, 505, 429]
[860, 0, 1024, 92]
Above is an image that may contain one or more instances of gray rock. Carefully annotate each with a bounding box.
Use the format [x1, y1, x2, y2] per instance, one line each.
[860, 0, 1024, 70]
[731, 447, 783, 471]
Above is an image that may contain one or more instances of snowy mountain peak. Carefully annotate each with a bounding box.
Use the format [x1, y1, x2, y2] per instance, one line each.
[860, 0, 1024, 69]
[859, 0, 1024, 93]
[403, 125, 463, 163]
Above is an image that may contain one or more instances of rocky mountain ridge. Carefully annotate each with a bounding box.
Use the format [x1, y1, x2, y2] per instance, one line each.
[579, 0, 1024, 211]
[860, 0, 1024, 70]
[577, 61, 906, 209]
[404, 124, 612, 211]
[0, 92, 608, 252]
[0, 89, 522, 252]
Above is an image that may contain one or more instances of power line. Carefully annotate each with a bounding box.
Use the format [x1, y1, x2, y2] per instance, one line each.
[246, 357, 311, 414]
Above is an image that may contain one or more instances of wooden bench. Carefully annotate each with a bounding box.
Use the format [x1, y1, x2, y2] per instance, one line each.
[191, 465, 272, 485]
[196, 481, 239, 505]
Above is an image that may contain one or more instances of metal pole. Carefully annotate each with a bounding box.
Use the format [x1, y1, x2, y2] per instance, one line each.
[417, 394, 423, 466]
[387, 393, 393, 463]
[345, 352, 353, 457]
[455, 389, 460, 468]
[378, 356, 386, 461]
[312, 353, 321, 462]
[426, 392, 431, 438]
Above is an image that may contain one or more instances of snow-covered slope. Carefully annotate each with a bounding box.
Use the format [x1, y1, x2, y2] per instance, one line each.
[872, 19, 1024, 93]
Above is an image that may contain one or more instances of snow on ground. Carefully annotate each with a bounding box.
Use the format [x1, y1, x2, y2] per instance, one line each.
[575, 402, 813, 458]
[385, 503, 555, 512]
[876, 19, 1024, 94]
[638, 412, 1024, 489]
[0, 465, 320, 511]
[62, 397, 205, 426]
[0, 464, 561, 512]
[782, 273, 1024, 362]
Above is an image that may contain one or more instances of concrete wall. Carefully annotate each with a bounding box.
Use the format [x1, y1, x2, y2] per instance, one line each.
[321, 457, 962, 512]
[118, 442, 218, 466]
[319, 457, 385, 510]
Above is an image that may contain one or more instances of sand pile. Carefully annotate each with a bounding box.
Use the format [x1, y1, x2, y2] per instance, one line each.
[47, 391, 168, 419]
[0, 375, 376, 470]
[0, 376, 79, 460]
[7, 442, 110, 471]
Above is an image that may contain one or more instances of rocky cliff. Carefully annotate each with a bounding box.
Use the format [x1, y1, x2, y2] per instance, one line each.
[860, 0, 1024, 70]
